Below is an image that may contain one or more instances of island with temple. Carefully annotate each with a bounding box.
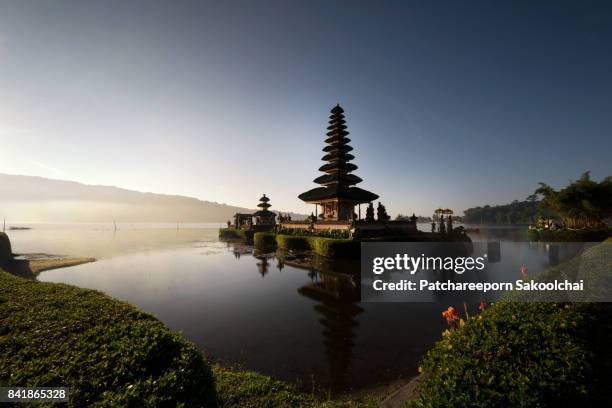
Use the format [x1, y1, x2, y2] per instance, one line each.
[219, 104, 469, 257]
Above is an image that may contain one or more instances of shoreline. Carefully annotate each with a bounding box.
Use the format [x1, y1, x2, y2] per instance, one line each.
[5, 253, 96, 278]
[26, 256, 96, 274]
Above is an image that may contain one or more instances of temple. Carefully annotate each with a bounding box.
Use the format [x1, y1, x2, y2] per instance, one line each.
[298, 104, 379, 221]
[232, 194, 276, 231]
[223, 104, 418, 239]
[282, 104, 416, 236]
[253, 194, 276, 226]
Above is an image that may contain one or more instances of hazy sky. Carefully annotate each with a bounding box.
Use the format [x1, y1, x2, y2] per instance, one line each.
[1, 1, 611, 216]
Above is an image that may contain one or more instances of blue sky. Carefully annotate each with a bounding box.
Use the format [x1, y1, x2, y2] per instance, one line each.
[0, 1, 611, 216]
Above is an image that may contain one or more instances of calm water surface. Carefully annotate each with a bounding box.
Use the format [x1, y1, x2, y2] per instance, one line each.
[6, 222, 566, 393]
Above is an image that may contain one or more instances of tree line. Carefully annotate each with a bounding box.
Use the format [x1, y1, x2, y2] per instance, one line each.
[463, 172, 611, 227]
[463, 199, 550, 225]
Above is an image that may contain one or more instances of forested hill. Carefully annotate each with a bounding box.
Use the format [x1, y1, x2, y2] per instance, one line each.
[463, 200, 553, 225]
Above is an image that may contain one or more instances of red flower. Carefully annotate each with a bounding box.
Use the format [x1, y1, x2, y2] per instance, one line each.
[478, 301, 487, 312]
[520, 265, 529, 279]
[442, 306, 460, 325]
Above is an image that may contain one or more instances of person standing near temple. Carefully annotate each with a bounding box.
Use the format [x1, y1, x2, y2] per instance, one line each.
[447, 215, 453, 232]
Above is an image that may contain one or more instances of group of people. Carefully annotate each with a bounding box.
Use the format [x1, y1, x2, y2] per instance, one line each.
[431, 214, 453, 233]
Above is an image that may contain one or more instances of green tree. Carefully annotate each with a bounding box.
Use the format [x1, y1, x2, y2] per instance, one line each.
[365, 202, 375, 222]
[535, 171, 612, 229]
[377, 202, 390, 221]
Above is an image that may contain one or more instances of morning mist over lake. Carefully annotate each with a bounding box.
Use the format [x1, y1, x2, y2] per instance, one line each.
[1, 1, 611, 407]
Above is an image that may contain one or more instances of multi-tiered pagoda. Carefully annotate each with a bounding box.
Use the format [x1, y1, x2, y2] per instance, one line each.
[253, 194, 276, 226]
[298, 104, 378, 222]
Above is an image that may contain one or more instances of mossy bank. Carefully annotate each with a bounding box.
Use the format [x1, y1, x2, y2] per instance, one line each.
[0, 269, 217, 406]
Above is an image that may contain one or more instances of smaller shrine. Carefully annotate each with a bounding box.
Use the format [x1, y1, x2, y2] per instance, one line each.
[231, 194, 276, 232]
[253, 194, 276, 226]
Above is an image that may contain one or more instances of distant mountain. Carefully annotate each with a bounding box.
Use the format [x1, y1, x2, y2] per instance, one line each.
[0, 173, 303, 223]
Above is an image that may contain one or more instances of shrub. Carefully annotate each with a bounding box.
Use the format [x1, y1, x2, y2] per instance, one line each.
[273, 234, 359, 257]
[276, 227, 352, 239]
[253, 232, 277, 250]
[411, 242, 612, 407]
[0, 270, 217, 407]
[276, 235, 310, 251]
[306, 236, 359, 258]
[219, 228, 256, 242]
[411, 302, 612, 407]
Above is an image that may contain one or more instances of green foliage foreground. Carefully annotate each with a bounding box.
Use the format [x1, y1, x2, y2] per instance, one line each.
[0, 270, 217, 407]
[411, 241, 612, 407]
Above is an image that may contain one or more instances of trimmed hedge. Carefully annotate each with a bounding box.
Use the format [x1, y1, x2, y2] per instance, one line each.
[255, 231, 470, 258]
[0, 232, 11, 266]
[253, 232, 277, 250]
[276, 234, 311, 251]
[258, 234, 360, 258]
[0, 270, 217, 407]
[305, 236, 360, 258]
[410, 242, 612, 407]
[411, 303, 612, 407]
[219, 228, 253, 241]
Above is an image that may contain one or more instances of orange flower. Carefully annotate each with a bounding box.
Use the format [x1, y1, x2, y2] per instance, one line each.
[520, 265, 529, 279]
[478, 301, 487, 312]
[442, 306, 460, 325]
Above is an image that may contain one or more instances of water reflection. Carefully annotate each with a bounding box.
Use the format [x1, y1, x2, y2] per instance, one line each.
[20, 224, 595, 395]
[291, 256, 362, 391]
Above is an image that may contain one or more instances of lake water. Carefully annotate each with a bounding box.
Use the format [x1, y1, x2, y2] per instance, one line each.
[5, 222, 570, 394]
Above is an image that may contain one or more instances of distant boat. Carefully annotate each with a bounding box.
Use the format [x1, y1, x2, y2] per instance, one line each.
[9, 226, 32, 230]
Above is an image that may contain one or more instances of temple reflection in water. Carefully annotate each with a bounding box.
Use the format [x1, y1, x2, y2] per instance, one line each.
[221, 236, 590, 393]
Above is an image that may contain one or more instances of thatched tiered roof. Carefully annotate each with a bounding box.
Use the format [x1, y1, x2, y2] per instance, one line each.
[299, 104, 378, 203]
[253, 194, 275, 217]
